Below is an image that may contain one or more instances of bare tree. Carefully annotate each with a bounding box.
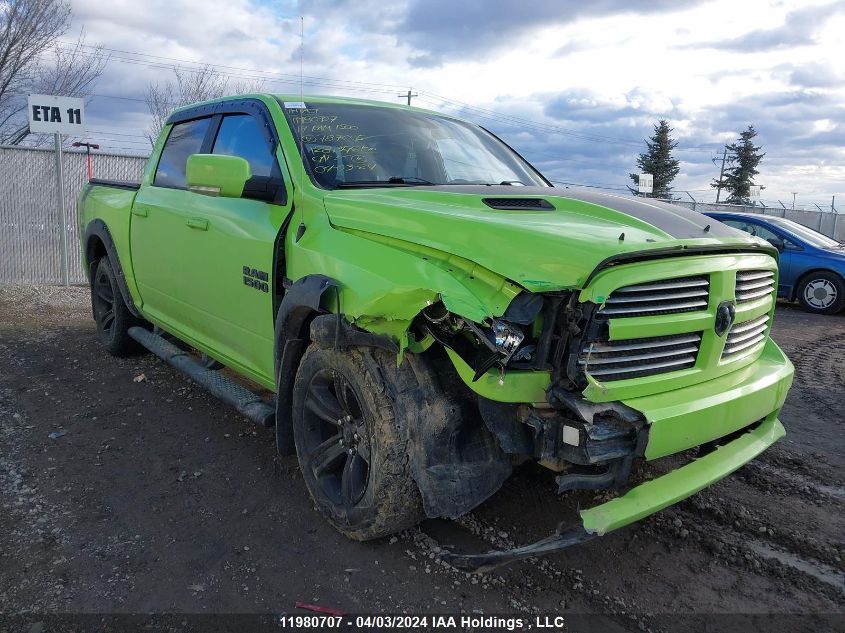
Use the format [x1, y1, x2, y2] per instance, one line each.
[145, 65, 264, 143]
[3, 33, 108, 144]
[0, 0, 107, 144]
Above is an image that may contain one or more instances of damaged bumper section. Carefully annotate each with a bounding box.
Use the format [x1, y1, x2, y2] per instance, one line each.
[446, 339, 793, 572]
[443, 414, 784, 572]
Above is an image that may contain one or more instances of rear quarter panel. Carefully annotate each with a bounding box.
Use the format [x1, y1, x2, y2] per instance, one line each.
[78, 184, 141, 304]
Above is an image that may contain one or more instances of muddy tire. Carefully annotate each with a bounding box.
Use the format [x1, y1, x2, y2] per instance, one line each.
[91, 258, 144, 356]
[292, 345, 424, 540]
[797, 271, 845, 315]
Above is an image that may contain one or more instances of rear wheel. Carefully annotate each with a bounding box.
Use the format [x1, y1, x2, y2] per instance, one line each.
[292, 345, 424, 540]
[91, 258, 144, 356]
[797, 271, 845, 315]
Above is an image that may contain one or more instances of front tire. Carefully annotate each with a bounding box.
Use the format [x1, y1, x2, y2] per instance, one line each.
[797, 271, 845, 314]
[91, 258, 144, 356]
[292, 345, 424, 541]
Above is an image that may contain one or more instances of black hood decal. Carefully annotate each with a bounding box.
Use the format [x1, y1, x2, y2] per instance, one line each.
[414, 186, 738, 240]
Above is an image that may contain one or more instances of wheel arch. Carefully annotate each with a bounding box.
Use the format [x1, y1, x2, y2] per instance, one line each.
[273, 274, 338, 454]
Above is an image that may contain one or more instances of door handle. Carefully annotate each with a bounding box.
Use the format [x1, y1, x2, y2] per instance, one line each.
[131, 205, 148, 217]
[186, 217, 209, 231]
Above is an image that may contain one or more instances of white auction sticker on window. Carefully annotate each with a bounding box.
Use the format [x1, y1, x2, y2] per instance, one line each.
[28, 94, 86, 135]
[283, 101, 307, 109]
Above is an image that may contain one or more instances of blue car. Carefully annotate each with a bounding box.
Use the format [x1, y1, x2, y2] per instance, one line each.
[705, 211, 845, 314]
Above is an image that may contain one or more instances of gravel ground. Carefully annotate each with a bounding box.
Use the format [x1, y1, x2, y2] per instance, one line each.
[0, 284, 843, 632]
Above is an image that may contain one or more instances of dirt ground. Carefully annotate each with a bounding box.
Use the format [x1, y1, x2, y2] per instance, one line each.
[0, 285, 843, 632]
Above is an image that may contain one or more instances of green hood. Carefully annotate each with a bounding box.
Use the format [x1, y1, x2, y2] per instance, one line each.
[322, 186, 767, 291]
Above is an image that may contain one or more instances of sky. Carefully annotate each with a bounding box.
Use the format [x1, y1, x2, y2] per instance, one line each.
[65, 0, 845, 207]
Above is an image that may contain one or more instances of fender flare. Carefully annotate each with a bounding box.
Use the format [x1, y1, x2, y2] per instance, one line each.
[273, 274, 338, 455]
[83, 219, 142, 318]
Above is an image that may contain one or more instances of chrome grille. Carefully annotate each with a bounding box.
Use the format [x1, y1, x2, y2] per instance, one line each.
[598, 276, 709, 318]
[579, 332, 702, 381]
[735, 270, 775, 303]
[721, 314, 769, 359]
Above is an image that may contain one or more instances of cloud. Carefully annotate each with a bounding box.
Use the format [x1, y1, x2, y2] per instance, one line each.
[59, 0, 843, 202]
[543, 88, 679, 126]
[684, 1, 845, 52]
[397, 0, 704, 67]
[455, 84, 844, 200]
[778, 62, 842, 88]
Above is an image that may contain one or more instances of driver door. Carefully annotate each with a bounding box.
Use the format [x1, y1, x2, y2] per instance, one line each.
[176, 110, 291, 384]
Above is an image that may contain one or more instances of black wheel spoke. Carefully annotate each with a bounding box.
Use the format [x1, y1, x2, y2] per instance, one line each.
[100, 309, 115, 332]
[302, 368, 371, 510]
[305, 383, 345, 424]
[341, 452, 367, 508]
[311, 435, 346, 477]
[96, 283, 113, 303]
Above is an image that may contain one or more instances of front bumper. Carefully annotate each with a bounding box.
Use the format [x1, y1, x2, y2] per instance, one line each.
[627, 338, 793, 460]
[444, 413, 785, 572]
[444, 339, 793, 571]
[580, 413, 784, 535]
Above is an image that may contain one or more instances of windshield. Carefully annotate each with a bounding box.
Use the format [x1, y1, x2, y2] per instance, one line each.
[282, 101, 548, 189]
[763, 216, 843, 248]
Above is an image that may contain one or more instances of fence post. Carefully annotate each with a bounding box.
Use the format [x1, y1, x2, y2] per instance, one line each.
[54, 133, 69, 286]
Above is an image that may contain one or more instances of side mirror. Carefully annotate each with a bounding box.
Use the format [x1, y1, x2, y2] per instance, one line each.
[766, 236, 785, 251]
[186, 154, 251, 198]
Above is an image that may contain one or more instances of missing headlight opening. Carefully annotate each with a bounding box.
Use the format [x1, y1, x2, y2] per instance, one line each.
[420, 302, 530, 381]
[418, 292, 596, 386]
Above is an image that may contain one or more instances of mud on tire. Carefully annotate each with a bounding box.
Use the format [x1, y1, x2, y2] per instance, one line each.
[292, 344, 425, 540]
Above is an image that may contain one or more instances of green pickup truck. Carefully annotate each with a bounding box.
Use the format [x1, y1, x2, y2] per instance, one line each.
[78, 94, 794, 569]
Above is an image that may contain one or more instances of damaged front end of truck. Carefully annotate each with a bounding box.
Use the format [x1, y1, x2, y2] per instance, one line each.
[322, 217, 794, 571]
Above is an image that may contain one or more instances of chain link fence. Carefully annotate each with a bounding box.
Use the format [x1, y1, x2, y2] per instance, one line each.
[663, 200, 843, 242]
[0, 145, 149, 285]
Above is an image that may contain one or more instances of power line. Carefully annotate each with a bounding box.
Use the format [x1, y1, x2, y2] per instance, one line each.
[55, 41, 727, 154]
[57, 41, 409, 95]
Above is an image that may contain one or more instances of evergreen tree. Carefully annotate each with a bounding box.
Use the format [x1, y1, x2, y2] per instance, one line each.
[722, 125, 765, 204]
[629, 120, 681, 198]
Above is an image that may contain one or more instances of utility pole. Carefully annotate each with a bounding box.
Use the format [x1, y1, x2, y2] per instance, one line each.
[714, 148, 728, 203]
[54, 132, 69, 287]
[398, 88, 418, 106]
[791, 192, 798, 209]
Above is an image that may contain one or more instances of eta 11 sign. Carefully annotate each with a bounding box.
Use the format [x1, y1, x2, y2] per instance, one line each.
[28, 94, 86, 135]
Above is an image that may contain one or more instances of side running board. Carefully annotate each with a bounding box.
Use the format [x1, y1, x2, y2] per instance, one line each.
[128, 326, 275, 428]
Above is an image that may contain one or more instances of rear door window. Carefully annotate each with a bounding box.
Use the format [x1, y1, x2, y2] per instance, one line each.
[154, 118, 212, 189]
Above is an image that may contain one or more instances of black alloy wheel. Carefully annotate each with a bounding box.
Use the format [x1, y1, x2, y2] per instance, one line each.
[291, 345, 424, 540]
[301, 368, 371, 508]
[90, 258, 144, 356]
